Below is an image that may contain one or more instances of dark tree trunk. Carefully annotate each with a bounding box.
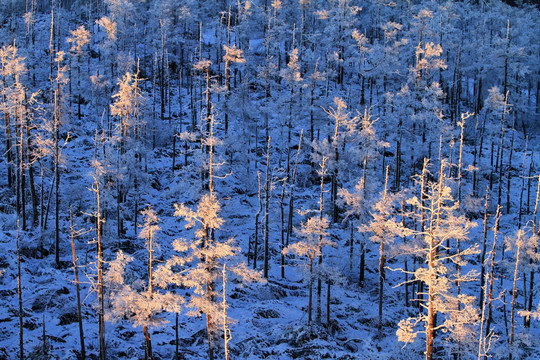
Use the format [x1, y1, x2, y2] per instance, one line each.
[17, 224, 24, 360]
[143, 325, 153, 360]
[70, 209, 86, 360]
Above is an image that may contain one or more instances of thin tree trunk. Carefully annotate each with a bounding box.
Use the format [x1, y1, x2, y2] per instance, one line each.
[308, 258, 313, 324]
[17, 222, 24, 360]
[279, 180, 286, 278]
[518, 140, 528, 229]
[378, 167, 389, 332]
[25, 101, 38, 226]
[54, 55, 61, 268]
[284, 131, 303, 278]
[143, 325, 153, 360]
[316, 158, 326, 324]
[526, 175, 540, 328]
[252, 171, 262, 269]
[175, 313, 179, 360]
[506, 115, 515, 215]
[349, 222, 354, 275]
[326, 281, 331, 329]
[425, 161, 444, 360]
[223, 264, 231, 360]
[402, 199, 409, 308]
[19, 110, 27, 231]
[359, 240, 365, 287]
[263, 137, 270, 279]
[479, 186, 490, 309]
[457, 114, 468, 204]
[509, 231, 522, 359]
[485, 206, 501, 338]
[70, 208, 86, 360]
[94, 174, 106, 360]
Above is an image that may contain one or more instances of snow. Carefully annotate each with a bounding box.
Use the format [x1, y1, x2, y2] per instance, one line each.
[0, 0, 540, 359]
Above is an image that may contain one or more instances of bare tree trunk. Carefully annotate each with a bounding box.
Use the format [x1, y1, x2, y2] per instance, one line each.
[457, 114, 469, 204]
[418, 159, 428, 313]
[223, 264, 231, 360]
[206, 313, 214, 360]
[509, 231, 522, 359]
[425, 161, 445, 360]
[93, 174, 106, 360]
[308, 258, 313, 324]
[316, 158, 326, 324]
[349, 222, 354, 275]
[485, 206, 501, 338]
[518, 140, 528, 229]
[425, 233, 436, 360]
[19, 111, 27, 231]
[263, 137, 270, 279]
[284, 131, 303, 279]
[25, 101, 38, 226]
[160, 20, 165, 121]
[479, 186, 490, 309]
[175, 313, 179, 360]
[526, 175, 540, 328]
[70, 208, 86, 360]
[17, 222, 24, 360]
[2, 88, 14, 188]
[252, 171, 262, 268]
[378, 167, 389, 333]
[326, 281, 331, 329]
[143, 325, 153, 360]
[359, 240, 365, 287]
[506, 115, 515, 215]
[402, 199, 409, 308]
[54, 52, 62, 268]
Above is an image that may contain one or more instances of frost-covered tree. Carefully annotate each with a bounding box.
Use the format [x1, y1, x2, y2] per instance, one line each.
[338, 106, 387, 284]
[109, 69, 147, 236]
[0, 44, 40, 230]
[360, 167, 402, 332]
[504, 226, 539, 359]
[154, 193, 261, 360]
[106, 206, 183, 360]
[51, 49, 69, 268]
[66, 24, 90, 120]
[222, 44, 246, 135]
[312, 97, 360, 223]
[284, 158, 336, 324]
[396, 160, 479, 360]
[88, 159, 107, 360]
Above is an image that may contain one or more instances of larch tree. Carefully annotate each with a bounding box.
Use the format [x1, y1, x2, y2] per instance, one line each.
[154, 192, 262, 360]
[0, 45, 24, 194]
[360, 166, 403, 333]
[106, 206, 183, 360]
[69, 208, 87, 360]
[109, 68, 147, 237]
[89, 159, 107, 360]
[396, 160, 479, 360]
[505, 226, 539, 359]
[66, 24, 90, 120]
[52, 50, 69, 268]
[0, 44, 40, 230]
[283, 158, 336, 325]
[222, 44, 246, 135]
[338, 106, 387, 285]
[312, 97, 360, 224]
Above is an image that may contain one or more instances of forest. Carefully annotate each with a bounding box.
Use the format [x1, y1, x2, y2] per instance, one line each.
[0, 0, 539, 359]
